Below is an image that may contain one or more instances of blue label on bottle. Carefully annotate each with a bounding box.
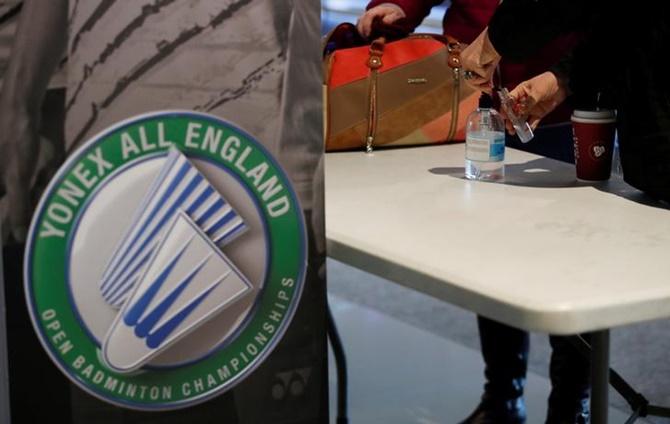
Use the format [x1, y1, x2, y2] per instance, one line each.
[466, 132, 505, 162]
[489, 136, 505, 161]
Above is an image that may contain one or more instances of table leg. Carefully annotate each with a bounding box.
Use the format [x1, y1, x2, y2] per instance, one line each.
[590, 330, 610, 424]
[327, 303, 349, 424]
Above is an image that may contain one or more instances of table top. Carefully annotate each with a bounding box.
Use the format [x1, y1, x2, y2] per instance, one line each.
[325, 144, 670, 334]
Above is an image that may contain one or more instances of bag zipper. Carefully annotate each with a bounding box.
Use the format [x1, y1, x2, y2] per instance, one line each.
[365, 38, 385, 153]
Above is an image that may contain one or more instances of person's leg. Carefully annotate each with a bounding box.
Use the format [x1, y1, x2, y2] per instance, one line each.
[460, 316, 529, 424]
[546, 335, 591, 424]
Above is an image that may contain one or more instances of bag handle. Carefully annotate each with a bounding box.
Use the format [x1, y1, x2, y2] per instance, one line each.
[445, 35, 462, 69]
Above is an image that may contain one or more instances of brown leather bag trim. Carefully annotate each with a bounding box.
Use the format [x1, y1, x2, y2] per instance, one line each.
[327, 48, 451, 135]
[326, 80, 459, 150]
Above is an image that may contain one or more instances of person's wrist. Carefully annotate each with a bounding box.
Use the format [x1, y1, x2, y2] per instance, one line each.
[374, 3, 406, 17]
[367, 2, 403, 12]
[377, 2, 402, 9]
[548, 70, 570, 97]
[482, 28, 501, 64]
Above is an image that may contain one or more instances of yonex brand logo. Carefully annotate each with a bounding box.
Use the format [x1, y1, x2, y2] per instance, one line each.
[24, 111, 307, 410]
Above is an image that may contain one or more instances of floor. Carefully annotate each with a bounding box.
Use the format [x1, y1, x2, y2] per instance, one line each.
[327, 258, 669, 423]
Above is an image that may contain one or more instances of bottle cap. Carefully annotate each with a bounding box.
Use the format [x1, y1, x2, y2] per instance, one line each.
[478, 94, 494, 109]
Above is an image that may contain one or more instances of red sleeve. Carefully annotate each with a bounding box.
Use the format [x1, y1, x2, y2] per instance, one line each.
[366, 0, 445, 30]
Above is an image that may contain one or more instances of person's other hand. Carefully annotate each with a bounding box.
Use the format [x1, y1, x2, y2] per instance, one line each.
[0, 106, 40, 244]
[460, 28, 501, 93]
[356, 3, 406, 38]
[503, 71, 567, 134]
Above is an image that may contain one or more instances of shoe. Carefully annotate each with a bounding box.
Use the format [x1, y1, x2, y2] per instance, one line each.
[459, 395, 527, 424]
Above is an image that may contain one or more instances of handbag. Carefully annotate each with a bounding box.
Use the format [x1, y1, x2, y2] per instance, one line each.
[323, 22, 479, 152]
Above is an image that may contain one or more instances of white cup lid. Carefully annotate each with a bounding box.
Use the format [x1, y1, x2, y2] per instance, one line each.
[572, 109, 616, 120]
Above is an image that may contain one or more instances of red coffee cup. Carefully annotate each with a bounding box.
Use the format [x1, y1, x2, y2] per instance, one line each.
[571, 110, 617, 181]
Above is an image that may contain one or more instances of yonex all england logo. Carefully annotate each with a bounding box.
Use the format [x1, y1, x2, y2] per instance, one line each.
[24, 111, 307, 410]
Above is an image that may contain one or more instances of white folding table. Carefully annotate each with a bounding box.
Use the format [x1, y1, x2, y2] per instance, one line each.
[325, 144, 670, 424]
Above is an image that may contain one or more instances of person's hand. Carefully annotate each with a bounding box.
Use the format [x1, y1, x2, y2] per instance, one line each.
[502, 71, 568, 134]
[356, 3, 406, 38]
[460, 28, 501, 93]
[0, 106, 40, 244]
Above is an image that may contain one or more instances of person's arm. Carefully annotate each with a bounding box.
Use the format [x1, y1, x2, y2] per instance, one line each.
[0, 0, 68, 243]
[487, 0, 589, 61]
[460, 0, 589, 93]
[358, 0, 443, 37]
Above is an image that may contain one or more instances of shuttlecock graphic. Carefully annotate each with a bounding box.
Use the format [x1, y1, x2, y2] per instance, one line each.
[102, 210, 253, 373]
[100, 148, 247, 308]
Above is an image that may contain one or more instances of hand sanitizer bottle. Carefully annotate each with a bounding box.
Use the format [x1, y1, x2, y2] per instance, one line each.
[465, 94, 505, 181]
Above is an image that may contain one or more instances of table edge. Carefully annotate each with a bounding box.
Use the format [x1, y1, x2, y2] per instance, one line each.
[327, 237, 670, 335]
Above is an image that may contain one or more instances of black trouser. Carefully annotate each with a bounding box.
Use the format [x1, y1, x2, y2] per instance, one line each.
[478, 316, 591, 422]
